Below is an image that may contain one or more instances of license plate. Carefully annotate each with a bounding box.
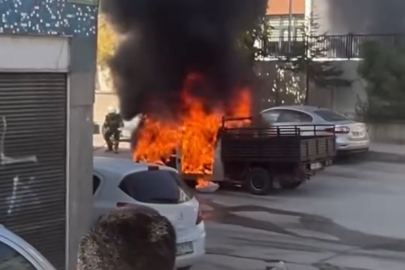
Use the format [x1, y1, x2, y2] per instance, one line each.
[310, 163, 322, 170]
[176, 242, 194, 256]
[352, 131, 365, 137]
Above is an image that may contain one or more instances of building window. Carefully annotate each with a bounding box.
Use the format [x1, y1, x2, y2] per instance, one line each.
[268, 15, 305, 40]
[265, 15, 305, 56]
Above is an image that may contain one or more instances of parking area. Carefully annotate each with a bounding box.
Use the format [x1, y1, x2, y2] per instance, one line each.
[194, 161, 405, 270]
[94, 137, 405, 270]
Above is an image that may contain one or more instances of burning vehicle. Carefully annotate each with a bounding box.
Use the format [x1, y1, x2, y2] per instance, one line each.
[101, 0, 336, 194]
[130, 81, 336, 195]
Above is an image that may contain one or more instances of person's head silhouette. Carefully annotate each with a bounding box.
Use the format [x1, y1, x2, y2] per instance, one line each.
[78, 207, 176, 270]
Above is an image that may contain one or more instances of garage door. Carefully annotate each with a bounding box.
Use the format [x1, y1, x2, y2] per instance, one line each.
[0, 73, 67, 270]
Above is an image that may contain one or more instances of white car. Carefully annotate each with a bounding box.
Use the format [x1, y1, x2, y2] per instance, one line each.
[260, 106, 370, 154]
[93, 157, 206, 270]
[121, 115, 142, 142]
[0, 225, 56, 270]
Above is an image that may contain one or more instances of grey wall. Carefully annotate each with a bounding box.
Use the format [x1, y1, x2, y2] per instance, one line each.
[308, 61, 367, 117]
[257, 60, 367, 117]
[312, 0, 405, 34]
[367, 122, 405, 143]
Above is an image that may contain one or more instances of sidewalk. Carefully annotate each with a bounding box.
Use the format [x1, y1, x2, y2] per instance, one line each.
[367, 142, 405, 163]
[93, 134, 132, 159]
[93, 134, 131, 149]
[370, 142, 405, 155]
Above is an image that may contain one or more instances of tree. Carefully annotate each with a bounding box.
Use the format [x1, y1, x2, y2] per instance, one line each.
[282, 13, 351, 104]
[97, 14, 118, 67]
[237, 16, 272, 64]
[357, 41, 405, 121]
[97, 15, 119, 91]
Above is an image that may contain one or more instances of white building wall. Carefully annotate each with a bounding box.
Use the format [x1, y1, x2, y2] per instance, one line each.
[0, 35, 69, 71]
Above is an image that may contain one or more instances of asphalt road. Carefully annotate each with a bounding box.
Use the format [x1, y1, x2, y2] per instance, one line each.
[94, 147, 405, 270]
[193, 161, 405, 270]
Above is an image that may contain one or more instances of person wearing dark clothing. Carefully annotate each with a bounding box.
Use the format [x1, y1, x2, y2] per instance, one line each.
[102, 107, 124, 153]
[77, 207, 176, 270]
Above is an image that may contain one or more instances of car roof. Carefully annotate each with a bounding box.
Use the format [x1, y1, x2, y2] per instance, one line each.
[93, 156, 177, 180]
[0, 226, 56, 270]
[261, 105, 328, 114]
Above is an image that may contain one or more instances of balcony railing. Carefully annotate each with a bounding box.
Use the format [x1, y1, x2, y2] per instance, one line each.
[264, 34, 405, 59]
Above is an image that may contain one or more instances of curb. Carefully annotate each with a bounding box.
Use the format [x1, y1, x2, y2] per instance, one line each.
[364, 151, 405, 164]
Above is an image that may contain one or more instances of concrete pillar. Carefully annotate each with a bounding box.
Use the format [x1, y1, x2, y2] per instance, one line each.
[66, 36, 97, 270]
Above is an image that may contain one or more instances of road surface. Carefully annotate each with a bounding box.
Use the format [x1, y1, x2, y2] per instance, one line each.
[193, 161, 405, 270]
[93, 144, 405, 270]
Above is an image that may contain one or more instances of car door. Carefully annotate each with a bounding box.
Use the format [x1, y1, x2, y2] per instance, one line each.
[0, 235, 53, 270]
[273, 109, 314, 136]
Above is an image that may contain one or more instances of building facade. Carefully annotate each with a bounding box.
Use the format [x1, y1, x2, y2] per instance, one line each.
[268, 0, 405, 37]
[0, 1, 97, 270]
[312, 0, 405, 35]
[267, 0, 306, 39]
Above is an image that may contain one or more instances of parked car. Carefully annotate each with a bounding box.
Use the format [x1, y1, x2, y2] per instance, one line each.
[0, 225, 56, 270]
[93, 157, 206, 270]
[121, 114, 142, 142]
[260, 106, 370, 154]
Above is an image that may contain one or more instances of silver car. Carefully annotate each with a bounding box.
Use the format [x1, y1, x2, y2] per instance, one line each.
[260, 106, 370, 153]
[0, 225, 56, 270]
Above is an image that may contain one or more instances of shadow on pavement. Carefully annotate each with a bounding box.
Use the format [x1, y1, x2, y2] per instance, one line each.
[335, 151, 405, 165]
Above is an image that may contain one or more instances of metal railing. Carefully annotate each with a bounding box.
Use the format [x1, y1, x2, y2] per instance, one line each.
[264, 34, 405, 59]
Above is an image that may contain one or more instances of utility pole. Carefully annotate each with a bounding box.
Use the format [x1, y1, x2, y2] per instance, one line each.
[287, 0, 293, 54]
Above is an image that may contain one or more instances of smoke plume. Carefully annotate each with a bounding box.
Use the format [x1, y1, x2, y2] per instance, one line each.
[102, 0, 267, 120]
[315, 0, 405, 34]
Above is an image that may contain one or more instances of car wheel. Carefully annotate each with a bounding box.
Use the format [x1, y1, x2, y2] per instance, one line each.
[245, 167, 273, 195]
[280, 181, 303, 190]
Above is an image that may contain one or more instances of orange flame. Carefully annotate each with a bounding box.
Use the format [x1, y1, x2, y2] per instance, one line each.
[133, 74, 251, 178]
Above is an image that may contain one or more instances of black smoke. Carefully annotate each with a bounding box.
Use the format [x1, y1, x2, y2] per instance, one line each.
[101, 0, 267, 120]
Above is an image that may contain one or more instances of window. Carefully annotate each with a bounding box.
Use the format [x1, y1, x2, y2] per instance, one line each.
[0, 242, 36, 270]
[261, 110, 283, 123]
[267, 15, 305, 38]
[315, 110, 348, 122]
[119, 170, 193, 204]
[93, 176, 101, 194]
[277, 110, 313, 123]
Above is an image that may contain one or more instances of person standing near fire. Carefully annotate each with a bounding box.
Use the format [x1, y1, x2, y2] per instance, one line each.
[102, 106, 124, 153]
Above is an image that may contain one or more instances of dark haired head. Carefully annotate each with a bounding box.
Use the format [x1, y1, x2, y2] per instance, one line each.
[78, 207, 176, 270]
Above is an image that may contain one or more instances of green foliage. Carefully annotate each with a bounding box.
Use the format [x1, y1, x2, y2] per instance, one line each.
[357, 41, 405, 121]
[237, 16, 272, 64]
[282, 13, 351, 103]
[97, 14, 118, 67]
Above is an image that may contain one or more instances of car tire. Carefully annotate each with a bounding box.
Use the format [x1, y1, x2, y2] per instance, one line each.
[245, 167, 273, 195]
[280, 181, 303, 190]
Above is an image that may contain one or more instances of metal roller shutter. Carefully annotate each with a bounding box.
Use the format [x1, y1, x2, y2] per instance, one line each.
[0, 73, 67, 270]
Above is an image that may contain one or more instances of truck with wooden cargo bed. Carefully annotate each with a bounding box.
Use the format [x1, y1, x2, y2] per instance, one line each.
[170, 113, 337, 195]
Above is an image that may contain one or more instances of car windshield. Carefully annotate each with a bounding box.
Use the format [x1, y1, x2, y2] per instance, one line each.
[119, 170, 193, 204]
[314, 110, 348, 121]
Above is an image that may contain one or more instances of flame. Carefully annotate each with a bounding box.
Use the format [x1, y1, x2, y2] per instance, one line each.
[196, 178, 211, 188]
[133, 73, 251, 177]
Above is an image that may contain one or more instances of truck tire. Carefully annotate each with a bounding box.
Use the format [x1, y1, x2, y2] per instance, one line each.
[280, 181, 303, 190]
[245, 167, 273, 195]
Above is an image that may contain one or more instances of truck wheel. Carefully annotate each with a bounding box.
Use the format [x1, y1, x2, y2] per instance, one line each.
[245, 168, 273, 195]
[280, 181, 303, 190]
